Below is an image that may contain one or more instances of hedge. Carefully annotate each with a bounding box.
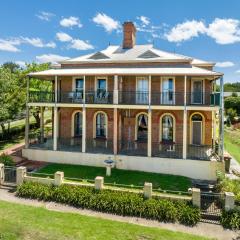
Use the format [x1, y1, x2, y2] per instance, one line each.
[221, 208, 240, 229]
[17, 182, 200, 226]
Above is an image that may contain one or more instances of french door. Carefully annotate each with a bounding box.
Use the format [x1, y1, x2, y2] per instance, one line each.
[136, 78, 148, 104]
[192, 80, 203, 104]
[161, 78, 174, 105]
[192, 121, 202, 145]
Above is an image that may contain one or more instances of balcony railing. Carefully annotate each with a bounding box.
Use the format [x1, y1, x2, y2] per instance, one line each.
[187, 145, 214, 160]
[86, 138, 113, 154]
[28, 90, 220, 106]
[29, 91, 55, 103]
[186, 92, 220, 106]
[85, 91, 113, 104]
[118, 140, 148, 156]
[152, 142, 183, 159]
[57, 138, 82, 152]
[58, 91, 84, 103]
[28, 133, 53, 150]
[151, 92, 184, 106]
[118, 91, 149, 105]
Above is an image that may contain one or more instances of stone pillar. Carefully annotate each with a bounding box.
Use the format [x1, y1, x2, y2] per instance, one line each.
[0, 163, 4, 185]
[192, 188, 201, 207]
[113, 108, 118, 155]
[82, 107, 86, 153]
[40, 106, 44, 143]
[144, 182, 152, 199]
[54, 171, 64, 186]
[95, 176, 104, 190]
[53, 107, 58, 151]
[106, 166, 111, 176]
[25, 106, 30, 148]
[225, 192, 235, 211]
[113, 75, 118, 104]
[147, 109, 152, 157]
[16, 166, 27, 185]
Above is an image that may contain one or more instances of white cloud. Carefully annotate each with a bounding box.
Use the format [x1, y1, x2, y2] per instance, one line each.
[36, 54, 69, 63]
[69, 39, 94, 50]
[56, 32, 72, 42]
[60, 16, 82, 28]
[165, 18, 240, 45]
[215, 61, 235, 68]
[0, 39, 21, 52]
[165, 20, 206, 42]
[93, 13, 120, 32]
[36, 11, 55, 21]
[137, 16, 150, 26]
[21, 37, 56, 48]
[206, 18, 240, 44]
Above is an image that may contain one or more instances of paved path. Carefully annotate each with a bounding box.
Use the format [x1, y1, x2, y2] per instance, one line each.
[0, 186, 238, 240]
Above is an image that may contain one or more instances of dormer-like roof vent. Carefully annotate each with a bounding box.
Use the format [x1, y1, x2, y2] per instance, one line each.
[138, 50, 160, 59]
[88, 52, 109, 60]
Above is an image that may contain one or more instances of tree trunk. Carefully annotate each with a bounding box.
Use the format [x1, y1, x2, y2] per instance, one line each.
[1, 123, 6, 139]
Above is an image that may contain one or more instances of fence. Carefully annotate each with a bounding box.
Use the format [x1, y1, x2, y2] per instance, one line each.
[0, 164, 236, 218]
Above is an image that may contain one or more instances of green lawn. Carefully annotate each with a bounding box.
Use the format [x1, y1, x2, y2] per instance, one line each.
[224, 128, 240, 163]
[36, 163, 192, 192]
[0, 200, 209, 240]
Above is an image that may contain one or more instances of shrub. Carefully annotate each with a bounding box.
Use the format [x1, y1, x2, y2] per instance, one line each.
[17, 182, 200, 226]
[0, 154, 14, 166]
[221, 208, 240, 229]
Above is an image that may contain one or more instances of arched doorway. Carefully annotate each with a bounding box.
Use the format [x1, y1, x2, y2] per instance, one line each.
[161, 114, 174, 143]
[74, 112, 82, 137]
[136, 113, 148, 141]
[95, 112, 107, 138]
[191, 113, 203, 145]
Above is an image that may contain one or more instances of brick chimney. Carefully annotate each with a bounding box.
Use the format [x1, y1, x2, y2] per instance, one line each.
[122, 22, 136, 49]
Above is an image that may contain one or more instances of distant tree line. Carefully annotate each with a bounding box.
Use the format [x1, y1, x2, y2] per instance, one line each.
[216, 82, 240, 92]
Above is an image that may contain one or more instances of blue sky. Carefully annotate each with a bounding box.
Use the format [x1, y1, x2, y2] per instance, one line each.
[0, 0, 240, 82]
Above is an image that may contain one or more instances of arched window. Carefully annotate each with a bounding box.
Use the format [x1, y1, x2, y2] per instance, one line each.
[74, 112, 82, 137]
[137, 113, 148, 141]
[161, 115, 174, 142]
[191, 113, 204, 145]
[96, 112, 107, 138]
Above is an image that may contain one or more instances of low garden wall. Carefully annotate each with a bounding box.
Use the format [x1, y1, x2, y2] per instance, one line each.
[22, 148, 225, 180]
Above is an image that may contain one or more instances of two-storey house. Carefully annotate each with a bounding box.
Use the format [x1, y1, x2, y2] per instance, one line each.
[23, 22, 225, 180]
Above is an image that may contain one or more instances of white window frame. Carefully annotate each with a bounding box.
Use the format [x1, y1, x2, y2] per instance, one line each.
[191, 78, 205, 105]
[160, 77, 175, 105]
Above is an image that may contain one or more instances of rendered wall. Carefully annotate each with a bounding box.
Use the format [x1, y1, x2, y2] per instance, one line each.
[22, 148, 224, 181]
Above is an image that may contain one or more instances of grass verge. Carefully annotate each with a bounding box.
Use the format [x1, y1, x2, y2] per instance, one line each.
[0, 200, 209, 240]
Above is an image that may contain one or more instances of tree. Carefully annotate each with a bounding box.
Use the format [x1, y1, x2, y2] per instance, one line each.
[225, 97, 240, 115]
[2, 62, 20, 73]
[226, 108, 237, 125]
[0, 67, 24, 137]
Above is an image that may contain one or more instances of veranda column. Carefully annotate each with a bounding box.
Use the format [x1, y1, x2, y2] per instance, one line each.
[113, 75, 118, 104]
[40, 106, 44, 143]
[82, 107, 86, 153]
[113, 75, 119, 155]
[148, 109, 152, 157]
[53, 107, 58, 151]
[53, 76, 58, 151]
[113, 108, 118, 155]
[25, 77, 30, 148]
[183, 75, 187, 159]
[219, 76, 224, 160]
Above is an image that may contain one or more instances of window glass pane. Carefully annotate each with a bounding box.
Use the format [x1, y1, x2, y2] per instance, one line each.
[74, 112, 82, 136]
[96, 113, 106, 137]
[191, 114, 202, 121]
[98, 79, 106, 90]
[75, 79, 83, 91]
[162, 115, 173, 141]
